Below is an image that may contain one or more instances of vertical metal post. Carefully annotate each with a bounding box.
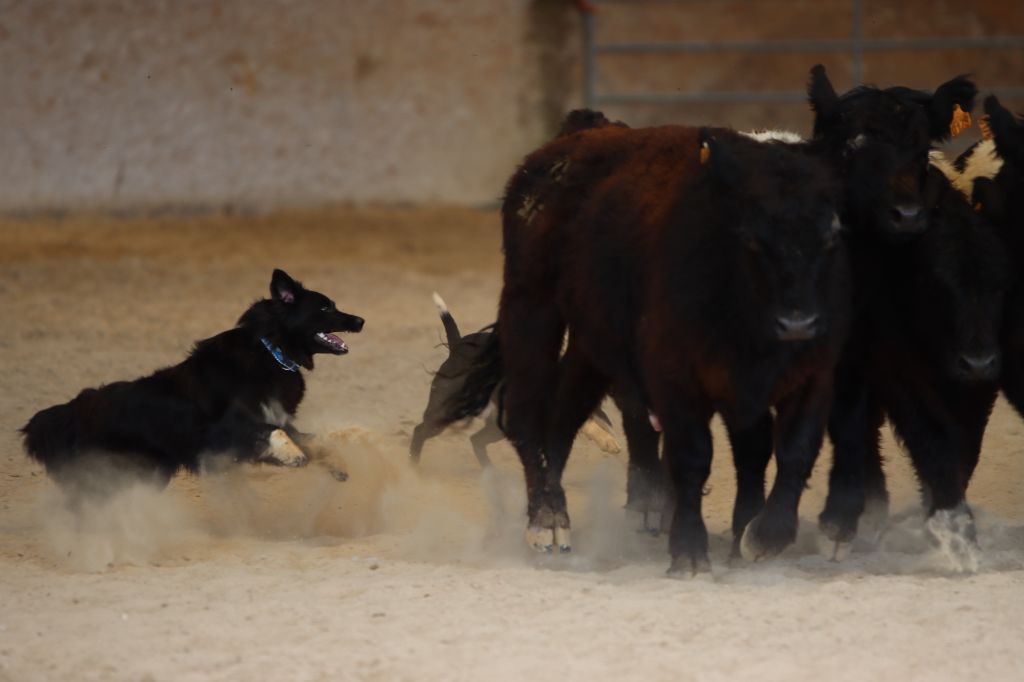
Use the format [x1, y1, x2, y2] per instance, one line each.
[583, 9, 596, 109]
[851, 0, 865, 85]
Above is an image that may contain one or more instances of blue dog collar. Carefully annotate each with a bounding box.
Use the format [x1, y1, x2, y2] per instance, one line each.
[260, 337, 300, 373]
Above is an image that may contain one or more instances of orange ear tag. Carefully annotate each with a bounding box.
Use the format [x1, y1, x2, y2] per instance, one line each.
[699, 142, 710, 165]
[974, 202, 983, 212]
[950, 104, 972, 138]
[978, 115, 993, 141]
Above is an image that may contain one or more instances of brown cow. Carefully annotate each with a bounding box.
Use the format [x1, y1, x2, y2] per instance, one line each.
[447, 124, 851, 575]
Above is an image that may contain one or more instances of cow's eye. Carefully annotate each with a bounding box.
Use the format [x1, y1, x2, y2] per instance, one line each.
[320, 305, 331, 312]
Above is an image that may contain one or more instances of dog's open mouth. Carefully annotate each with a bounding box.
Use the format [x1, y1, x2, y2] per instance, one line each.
[315, 332, 349, 354]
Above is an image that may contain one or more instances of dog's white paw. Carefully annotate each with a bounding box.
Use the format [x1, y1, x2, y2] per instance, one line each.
[580, 418, 621, 454]
[265, 429, 309, 467]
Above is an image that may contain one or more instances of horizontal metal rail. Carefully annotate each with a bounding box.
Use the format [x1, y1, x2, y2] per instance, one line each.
[595, 36, 1024, 54]
[583, 0, 1024, 109]
[594, 86, 1024, 106]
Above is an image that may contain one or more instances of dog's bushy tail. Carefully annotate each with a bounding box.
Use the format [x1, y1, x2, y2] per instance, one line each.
[21, 402, 77, 471]
[440, 323, 504, 425]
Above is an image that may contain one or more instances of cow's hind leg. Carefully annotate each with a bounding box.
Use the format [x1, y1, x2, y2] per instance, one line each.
[535, 342, 611, 552]
[615, 388, 666, 535]
[498, 291, 566, 552]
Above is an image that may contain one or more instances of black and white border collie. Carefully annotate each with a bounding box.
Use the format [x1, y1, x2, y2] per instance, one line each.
[21, 269, 364, 499]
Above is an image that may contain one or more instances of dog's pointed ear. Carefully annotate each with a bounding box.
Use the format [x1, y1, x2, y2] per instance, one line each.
[928, 75, 977, 142]
[808, 64, 840, 136]
[271, 269, 297, 303]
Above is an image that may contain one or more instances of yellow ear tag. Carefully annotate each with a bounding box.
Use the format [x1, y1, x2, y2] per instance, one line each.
[978, 114, 993, 141]
[699, 142, 710, 165]
[950, 104, 972, 137]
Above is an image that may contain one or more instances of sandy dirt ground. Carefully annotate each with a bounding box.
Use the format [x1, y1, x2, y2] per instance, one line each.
[1, 208, 1023, 682]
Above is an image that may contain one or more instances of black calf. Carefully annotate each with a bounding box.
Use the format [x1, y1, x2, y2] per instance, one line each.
[818, 166, 1008, 567]
[972, 97, 1024, 423]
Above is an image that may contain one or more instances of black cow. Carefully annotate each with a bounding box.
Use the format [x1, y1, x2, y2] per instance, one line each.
[973, 97, 1024, 423]
[818, 160, 1007, 569]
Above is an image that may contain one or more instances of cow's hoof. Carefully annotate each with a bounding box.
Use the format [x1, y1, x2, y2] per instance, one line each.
[739, 512, 794, 562]
[626, 489, 670, 537]
[816, 518, 855, 562]
[667, 554, 711, 578]
[328, 467, 349, 482]
[526, 525, 555, 553]
[926, 503, 979, 573]
[859, 497, 889, 546]
[816, 531, 853, 563]
[526, 505, 571, 554]
[554, 526, 572, 553]
[580, 418, 622, 454]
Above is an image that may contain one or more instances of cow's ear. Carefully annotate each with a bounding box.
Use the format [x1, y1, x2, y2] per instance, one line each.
[984, 95, 1024, 165]
[808, 64, 840, 136]
[928, 75, 977, 141]
[698, 129, 741, 186]
[271, 269, 298, 303]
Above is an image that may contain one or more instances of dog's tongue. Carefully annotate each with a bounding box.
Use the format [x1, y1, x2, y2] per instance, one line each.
[316, 332, 348, 352]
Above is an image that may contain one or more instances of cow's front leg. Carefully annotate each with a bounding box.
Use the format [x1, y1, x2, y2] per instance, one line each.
[741, 380, 830, 561]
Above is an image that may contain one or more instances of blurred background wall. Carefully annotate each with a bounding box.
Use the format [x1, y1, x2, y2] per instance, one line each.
[0, 0, 1021, 212]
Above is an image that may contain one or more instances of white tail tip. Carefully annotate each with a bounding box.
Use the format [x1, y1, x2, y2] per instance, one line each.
[432, 291, 448, 314]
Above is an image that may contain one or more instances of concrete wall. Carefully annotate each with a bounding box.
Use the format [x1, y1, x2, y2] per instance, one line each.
[1, 0, 1021, 211]
[0, 0, 577, 210]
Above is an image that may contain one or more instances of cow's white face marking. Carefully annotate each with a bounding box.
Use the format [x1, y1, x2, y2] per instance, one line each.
[929, 141, 1004, 200]
[956, 139, 1003, 198]
[929, 150, 959, 185]
[261, 400, 291, 428]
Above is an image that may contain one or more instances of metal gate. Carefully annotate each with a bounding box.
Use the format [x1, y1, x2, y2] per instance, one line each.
[582, 0, 1024, 110]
